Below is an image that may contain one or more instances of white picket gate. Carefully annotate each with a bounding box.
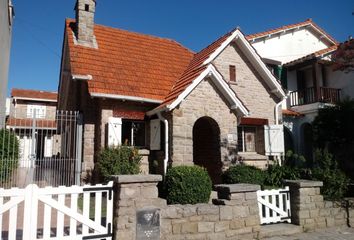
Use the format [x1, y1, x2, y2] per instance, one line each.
[0, 182, 113, 240]
[257, 187, 291, 224]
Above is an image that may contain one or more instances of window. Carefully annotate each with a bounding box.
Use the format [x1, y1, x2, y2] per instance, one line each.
[121, 120, 145, 147]
[27, 105, 46, 118]
[85, 4, 90, 11]
[229, 65, 236, 82]
[238, 126, 256, 152]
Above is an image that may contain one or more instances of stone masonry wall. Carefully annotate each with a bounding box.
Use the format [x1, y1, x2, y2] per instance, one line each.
[285, 180, 353, 230]
[171, 78, 238, 167]
[112, 175, 261, 240]
[213, 43, 280, 124]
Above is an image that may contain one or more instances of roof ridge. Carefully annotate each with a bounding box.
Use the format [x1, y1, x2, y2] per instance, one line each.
[246, 18, 337, 44]
[11, 88, 57, 94]
[66, 18, 194, 54]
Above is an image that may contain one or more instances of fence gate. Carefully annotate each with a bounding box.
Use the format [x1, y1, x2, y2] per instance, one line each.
[257, 187, 291, 224]
[0, 181, 113, 240]
[1, 111, 83, 189]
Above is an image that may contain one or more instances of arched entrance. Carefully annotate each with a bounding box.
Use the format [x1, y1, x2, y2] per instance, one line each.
[302, 123, 313, 167]
[193, 117, 222, 184]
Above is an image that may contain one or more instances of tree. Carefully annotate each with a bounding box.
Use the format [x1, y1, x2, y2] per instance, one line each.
[312, 99, 354, 179]
[332, 39, 354, 73]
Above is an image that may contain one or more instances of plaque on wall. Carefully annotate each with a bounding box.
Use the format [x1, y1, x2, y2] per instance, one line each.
[136, 208, 160, 240]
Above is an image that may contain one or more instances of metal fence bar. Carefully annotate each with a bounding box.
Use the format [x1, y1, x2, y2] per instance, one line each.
[0, 110, 82, 189]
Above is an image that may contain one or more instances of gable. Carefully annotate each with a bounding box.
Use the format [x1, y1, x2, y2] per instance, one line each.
[248, 19, 337, 64]
[213, 43, 279, 123]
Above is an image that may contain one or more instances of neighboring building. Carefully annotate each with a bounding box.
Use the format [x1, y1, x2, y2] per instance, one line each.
[7, 88, 60, 163]
[58, 0, 286, 183]
[248, 19, 354, 163]
[0, 0, 14, 127]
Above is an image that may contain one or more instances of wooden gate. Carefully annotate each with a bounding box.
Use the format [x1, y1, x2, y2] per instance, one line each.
[0, 182, 113, 240]
[257, 187, 291, 224]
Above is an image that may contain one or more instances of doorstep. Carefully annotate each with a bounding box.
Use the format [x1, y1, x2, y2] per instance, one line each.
[258, 223, 303, 239]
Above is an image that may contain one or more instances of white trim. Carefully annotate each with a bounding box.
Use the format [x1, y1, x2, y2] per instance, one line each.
[13, 97, 57, 103]
[203, 28, 285, 99]
[167, 65, 249, 116]
[90, 92, 163, 104]
[237, 33, 286, 98]
[248, 23, 336, 45]
[72, 74, 92, 81]
[203, 29, 240, 65]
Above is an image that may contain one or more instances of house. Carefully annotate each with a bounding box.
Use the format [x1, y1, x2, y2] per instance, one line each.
[58, 0, 286, 183]
[0, 0, 14, 127]
[248, 19, 354, 163]
[7, 88, 60, 164]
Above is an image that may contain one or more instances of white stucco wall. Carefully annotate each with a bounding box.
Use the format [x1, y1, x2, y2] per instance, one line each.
[251, 27, 330, 64]
[325, 67, 354, 100]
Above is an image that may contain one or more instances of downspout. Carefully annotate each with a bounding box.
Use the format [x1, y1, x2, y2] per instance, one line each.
[275, 95, 288, 125]
[157, 112, 169, 175]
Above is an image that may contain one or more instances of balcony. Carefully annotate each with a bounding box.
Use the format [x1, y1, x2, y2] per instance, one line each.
[289, 87, 341, 107]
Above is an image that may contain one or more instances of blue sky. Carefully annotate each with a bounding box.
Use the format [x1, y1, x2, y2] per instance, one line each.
[8, 0, 354, 94]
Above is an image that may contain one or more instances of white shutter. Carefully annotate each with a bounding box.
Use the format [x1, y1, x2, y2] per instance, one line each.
[108, 117, 122, 147]
[264, 125, 285, 155]
[150, 119, 161, 150]
[44, 136, 52, 157]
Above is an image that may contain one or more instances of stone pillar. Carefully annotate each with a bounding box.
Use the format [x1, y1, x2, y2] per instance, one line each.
[285, 180, 324, 229]
[214, 183, 261, 237]
[82, 123, 95, 179]
[138, 149, 150, 174]
[111, 175, 166, 240]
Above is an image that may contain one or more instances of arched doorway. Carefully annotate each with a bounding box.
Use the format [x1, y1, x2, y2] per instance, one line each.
[193, 117, 222, 184]
[302, 123, 313, 167]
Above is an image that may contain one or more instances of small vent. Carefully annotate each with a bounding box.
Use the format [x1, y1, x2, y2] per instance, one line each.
[85, 4, 89, 11]
[229, 65, 236, 82]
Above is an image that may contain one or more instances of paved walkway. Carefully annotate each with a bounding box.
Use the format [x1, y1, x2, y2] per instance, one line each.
[264, 227, 354, 240]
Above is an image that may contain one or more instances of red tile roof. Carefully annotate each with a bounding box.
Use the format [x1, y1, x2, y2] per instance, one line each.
[282, 109, 303, 117]
[66, 19, 194, 101]
[11, 89, 57, 101]
[6, 118, 57, 129]
[161, 29, 236, 106]
[284, 45, 338, 66]
[246, 19, 338, 45]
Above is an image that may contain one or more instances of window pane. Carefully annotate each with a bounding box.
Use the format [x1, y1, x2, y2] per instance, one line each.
[121, 121, 132, 145]
[133, 122, 145, 147]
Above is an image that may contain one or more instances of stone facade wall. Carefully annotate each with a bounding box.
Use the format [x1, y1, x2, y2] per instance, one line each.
[171, 78, 238, 167]
[213, 43, 280, 124]
[285, 180, 353, 230]
[112, 175, 261, 240]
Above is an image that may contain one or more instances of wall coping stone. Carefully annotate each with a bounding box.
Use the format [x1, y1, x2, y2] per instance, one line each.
[215, 183, 260, 193]
[284, 179, 323, 188]
[111, 174, 162, 183]
[138, 149, 150, 155]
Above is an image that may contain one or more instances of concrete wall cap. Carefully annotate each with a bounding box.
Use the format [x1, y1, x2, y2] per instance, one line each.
[111, 174, 162, 183]
[215, 183, 261, 193]
[284, 179, 323, 188]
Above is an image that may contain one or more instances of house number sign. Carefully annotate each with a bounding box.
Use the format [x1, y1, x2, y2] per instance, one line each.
[136, 208, 160, 240]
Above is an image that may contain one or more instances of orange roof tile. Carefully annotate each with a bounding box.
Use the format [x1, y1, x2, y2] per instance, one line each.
[284, 45, 338, 66]
[11, 88, 57, 101]
[6, 118, 57, 129]
[282, 109, 303, 117]
[246, 19, 338, 45]
[66, 19, 194, 101]
[161, 29, 236, 106]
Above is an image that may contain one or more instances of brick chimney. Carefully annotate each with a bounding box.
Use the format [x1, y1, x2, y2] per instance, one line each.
[75, 0, 97, 48]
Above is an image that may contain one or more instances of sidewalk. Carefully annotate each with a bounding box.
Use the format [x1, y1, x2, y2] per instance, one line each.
[264, 227, 354, 240]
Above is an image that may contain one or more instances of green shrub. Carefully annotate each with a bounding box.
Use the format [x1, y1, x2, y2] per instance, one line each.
[311, 149, 349, 200]
[0, 129, 19, 182]
[97, 145, 141, 181]
[265, 164, 300, 187]
[222, 164, 266, 186]
[165, 166, 212, 204]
